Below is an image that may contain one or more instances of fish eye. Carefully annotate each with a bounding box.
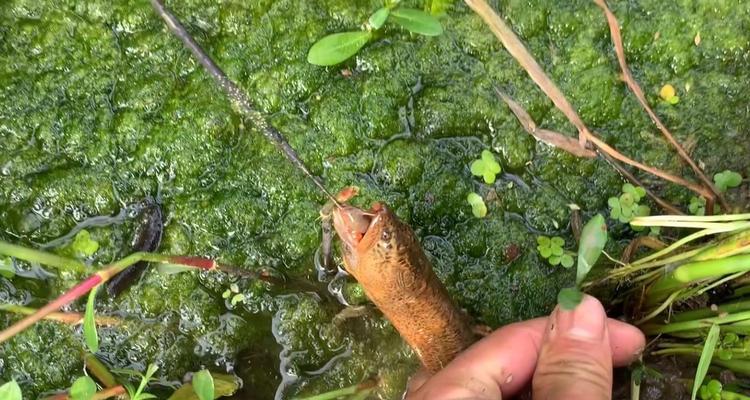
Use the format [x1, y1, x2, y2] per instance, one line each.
[381, 230, 391, 241]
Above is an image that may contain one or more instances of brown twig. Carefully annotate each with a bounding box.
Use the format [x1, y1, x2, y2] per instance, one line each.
[593, 0, 728, 211]
[466, 0, 713, 204]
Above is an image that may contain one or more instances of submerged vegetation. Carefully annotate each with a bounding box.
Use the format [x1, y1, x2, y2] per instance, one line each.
[1, 0, 750, 399]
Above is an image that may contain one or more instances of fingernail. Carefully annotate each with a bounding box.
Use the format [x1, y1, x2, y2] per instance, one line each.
[553, 294, 606, 342]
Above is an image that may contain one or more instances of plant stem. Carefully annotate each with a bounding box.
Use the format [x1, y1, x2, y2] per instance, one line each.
[0, 304, 122, 326]
[84, 352, 119, 388]
[0, 241, 85, 273]
[293, 379, 378, 400]
[671, 300, 750, 322]
[673, 254, 750, 283]
[642, 311, 750, 335]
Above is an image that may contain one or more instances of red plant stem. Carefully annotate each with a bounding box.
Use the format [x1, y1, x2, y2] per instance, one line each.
[0, 252, 217, 344]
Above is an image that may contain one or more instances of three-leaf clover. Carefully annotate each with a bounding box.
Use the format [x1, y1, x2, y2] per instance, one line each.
[467, 192, 487, 218]
[713, 170, 743, 192]
[536, 236, 574, 268]
[470, 150, 502, 184]
[659, 84, 679, 105]
[689, 196, 706, 216]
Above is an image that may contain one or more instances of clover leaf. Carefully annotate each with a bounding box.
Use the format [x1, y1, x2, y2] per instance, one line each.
[698, 379, 722, 400]
[467, 192, 487, 218]
[609, 184, 650, 228]
[714, 170, 743, 192]
[537, 236, 574, 268]
[659, 84, 679, 105]
[470, 150, 502, 184]
[689, 196, 706, 216]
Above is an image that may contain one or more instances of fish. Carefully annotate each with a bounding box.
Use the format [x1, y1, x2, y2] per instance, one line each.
[107, 200, 164, 297]
[332, 201, 476, 373]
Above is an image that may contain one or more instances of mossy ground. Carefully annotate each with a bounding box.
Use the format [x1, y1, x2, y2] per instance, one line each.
[1, 0, 749, 397]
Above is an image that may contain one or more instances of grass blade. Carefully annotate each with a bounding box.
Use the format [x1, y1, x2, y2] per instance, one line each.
[691, 323, 720, 400]
[84, 285, 100, 353]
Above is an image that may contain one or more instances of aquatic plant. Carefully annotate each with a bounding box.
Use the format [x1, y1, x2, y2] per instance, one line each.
[466, 192, 487, 218]
[714, 170, 743, 193]
[307, 2, 443, 66]
[536, 236, 574, 268]
[689, 196, 707, 216]
[68, 376, 96, 400]
[470, 150, 502, 184]
[192, 370, 215, 400]
[557, 214, 607, 309]
[659, 84, 680, 105]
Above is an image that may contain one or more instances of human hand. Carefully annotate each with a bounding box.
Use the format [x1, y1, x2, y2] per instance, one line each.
[405, 294, 645, 399]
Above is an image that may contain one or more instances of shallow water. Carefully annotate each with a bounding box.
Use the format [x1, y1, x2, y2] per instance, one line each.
[1, 0, 749, 398]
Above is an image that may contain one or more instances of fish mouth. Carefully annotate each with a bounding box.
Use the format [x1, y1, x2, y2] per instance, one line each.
[332, 203, 385, 250]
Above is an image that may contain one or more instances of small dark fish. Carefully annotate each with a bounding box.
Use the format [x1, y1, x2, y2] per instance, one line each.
[107, 200, 164, 297]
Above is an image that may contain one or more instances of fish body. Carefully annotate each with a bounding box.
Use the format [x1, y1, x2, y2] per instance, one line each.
[332, 202, 475, 372]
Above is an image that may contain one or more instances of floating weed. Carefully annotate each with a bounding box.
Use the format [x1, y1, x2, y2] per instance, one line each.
[308, 3, 443, 66]
[467, 192, 487, 218]
[470, 150, 502, 184]
[537, 236, 574, 268]
[608, 184, 657, 233]
[714, 170, 743, 192]
[689, 196, 707, 216]
[60, 229, 100, 258]
[698, 379, 722, 400]
[659, 84, 679, 105]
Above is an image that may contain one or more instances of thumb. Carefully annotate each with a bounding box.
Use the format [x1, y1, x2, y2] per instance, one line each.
[532, 294, 613, 400]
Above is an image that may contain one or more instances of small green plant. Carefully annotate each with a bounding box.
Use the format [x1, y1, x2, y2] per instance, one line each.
[536, 236, 574, 268]
[122, 363, 159, 400]
[192, 369, 215, 400]
[470, 150, 502, 184]
[659, 84, 680, 105]
[608, 184, 659, 234]
[716, 332, 740, 361]
[0, 380, 22, 400]
[467, 192, 487, 218]
[689, 196, 706, 216]
[557, 214, 607, 310]
[692, 323, 720, 400]
[221, 283, 245, 307]
[307, 2, 443, 66]
[714, 170, 743, 192]
[698, 379, 722, 400]
[69, 376, 97, 400]
[60, 229, 100, 258]
[84, 285, 100, 353]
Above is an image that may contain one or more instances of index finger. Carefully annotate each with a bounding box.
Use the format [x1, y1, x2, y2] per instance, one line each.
[406, 317, 644, 399]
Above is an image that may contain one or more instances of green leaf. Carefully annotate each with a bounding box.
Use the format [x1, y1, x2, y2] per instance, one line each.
[470, 150, 501, 184]
[635, 204, 651, 217]
[551, 237, 565, 247]
[192, 370, 214, 400]
[230, 294, 245, 306]
[714, 170, 743, 192]
[549, 255, 561, 266]
[717, 348, 732, 361]
[307, 31, 372, 66]
[0, 380, 22, 400]
[622, 183, 636, 196]
[368, 7, 390, 30]
[481, 150, 501, 173]
[467, 192, 487, 218]
[84, 285, 100, 353]
[389, 8, 443, 36]
[537, 236, 550, 247]
[620, 193, 634, 207]
[634, 186, 646, 200]
[0, 256, 15, 279]
[538, 246, 552, 259]
[691, 323, 721, 400]
[560, 254, 574, 268]
[668, 95, 680, 105]
[470, 160, 484, 177]
[550, 246, 563, 256]
[168, 373, 241, 400]
[557, 287, 583, 310]
[707, 379, 722, 395]
[607, 197, 620, 208]
[70, 376, 97, 400]
[576, 214, 607, 285]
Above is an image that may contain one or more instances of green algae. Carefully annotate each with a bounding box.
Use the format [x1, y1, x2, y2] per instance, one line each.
[0, 0, 749, 398]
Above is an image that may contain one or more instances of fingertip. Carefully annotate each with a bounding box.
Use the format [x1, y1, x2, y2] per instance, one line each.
[608, 319, 646, 366]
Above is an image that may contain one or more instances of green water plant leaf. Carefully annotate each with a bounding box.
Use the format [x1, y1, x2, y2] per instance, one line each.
[0, 380, 22, 400]
[470, 150, 502, 184]
[576, 214, 607, 285]
[557, 287, 583, 310]
[467, 192, 487, 218]
[714, 170, 742, 192]
[307, 31, 373, 66]
[689, 196, 706, 216]
[84, 285, 100, 353]
[168, 373, 240, 400]
[389, 8, 443, 36]
[692, 323, 720, 400]
[70, 376, 97, 400]
[0, 256, 14, 279]
[368, 7, 390, 29]
[192, 370, 214, 400]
